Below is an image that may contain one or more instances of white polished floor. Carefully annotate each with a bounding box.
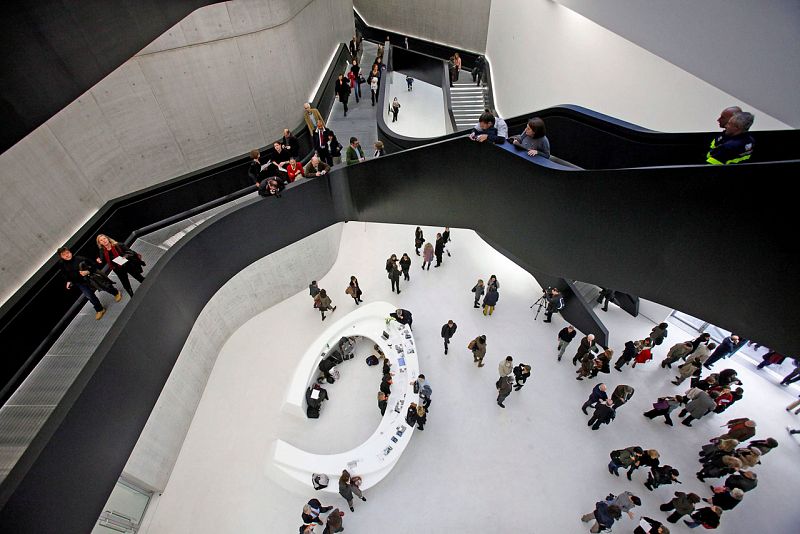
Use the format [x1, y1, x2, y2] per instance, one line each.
[385, 71, 447, 138]
[142, 222, 800, 534]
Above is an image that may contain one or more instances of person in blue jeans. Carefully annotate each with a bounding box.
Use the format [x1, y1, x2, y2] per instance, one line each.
[57, 247, 121, 320]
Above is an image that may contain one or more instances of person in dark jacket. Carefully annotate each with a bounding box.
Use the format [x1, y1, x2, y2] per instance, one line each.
[324, 507, 345, 533]
[57, 246, 121, 320]
[390, 308, 412, 329]
[596, 287, 615, 312]
[573, 334, 597, 366]
[683, 505, 722, 529]
[611, 384, 635, 409]
[388, 261, 402, 294]
[406, 402, 418, 426]
[414, 227, 424, 255]
[468, 112, 504, 144]
[471, 278, 485, 308]
[644, 465, 680, 491]
[513, 363, 531, 390]
[312, 120, 333, 165]
[414, 404, 427, 430]
[95, 234, 146, 298]
[587, 399, 616, 430]
[377, 391, 387, 415]
[659, 491, 700, 523]
[280, 128, 299, 157]
[543, 287, 564, 323]
[614, 340, 638, 371]
[721, 470, 757, 492]
[649, 322, 669, 346]
[301, 498, 333, 525]
[496, 375, 513, 407]
[482, 285, 499, 316]
[399, 253, 412, 281]
[334, 74, 351, 116]
[326, 131, 344, 165]
[705, 487, 743, 510]
[706, 111, 754, 165]
[434, 233, 445, 267]
[608, 445, 643, 477]
[704, 334, 741, 369]
[469, 335, 487, 367]
[581, 501, 621, 533]
[557, 325, 577, 361]
[687, 332, 711, 356]
[582, 383, 608, 414]
[347, 275, 363, 305]
[441, 320, 457, 354]
[634, 517, 669, 534]
[643, 395, 684, 426]
[747, 437, 778, 456]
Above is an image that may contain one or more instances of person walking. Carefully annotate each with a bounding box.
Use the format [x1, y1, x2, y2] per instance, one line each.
[513, 363, 531, 390]
[587, 399, 616, 430]
[414, 227, 424, 255]
[388, 261, 402, 294]
[496, 375, 513, 408]
[302, 498, 333, 526]
[780, 358, 800, 385]
[346, 275, 363, 305]
[422, 242, 434, 270]
[95, 234, 146, 298]
[660, 491, 701, 524]
[614, 340, 638, 371]
[389, 97, 401, 122]
[580, 500, 622, 533]
[608, 445, 643, 477]
[672, 358, 703, 385]
[441, 320, 457, 354]
[678, 389, 717, 426]
[682, 506, 722, 530]
[399, 253, 412, 281]
[581, 383, 608, 415]
[704, 334, 741, 369]
[323, 508, 345, 534]
[471, 279, 485, 308]
[369, 69, 379, 106]
[469, 335, 487, 367]
[557, 325, 577, 361]
[498, 356, 513, 377]
[434, 233, 445, 267]
[309, 280, 320, 307]
[57, 246, 121, 320]
[643, 395, 684, 426]
[704, 487, 744, 511]
[314, 289, 336, 321]
[649, 322, 669, 346]
[611, 384, 635, 409]
[487, 275, 499, 292]
[334, 74, 351, 116]
[337, 470, 365, 512]
[661, 341, 694, 368]
[609, 491, 642, 520]
[644, 465, 680, 491]
[717, 417, 756, 441]
[482, 285, 499, 316]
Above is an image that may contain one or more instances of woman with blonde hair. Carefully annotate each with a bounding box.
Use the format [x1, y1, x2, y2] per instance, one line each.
[95, 234, 145, 297]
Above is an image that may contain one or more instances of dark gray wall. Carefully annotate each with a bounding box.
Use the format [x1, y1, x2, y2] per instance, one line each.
[557, 0, 800, 127]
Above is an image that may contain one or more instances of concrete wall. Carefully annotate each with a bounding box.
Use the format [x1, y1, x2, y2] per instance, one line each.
[0, 0, 353, 307]
[556, 0, 800, 129]
[122, 222, 344, 492]
[354, 0, 490, 53]
[486, 0, 793, 132]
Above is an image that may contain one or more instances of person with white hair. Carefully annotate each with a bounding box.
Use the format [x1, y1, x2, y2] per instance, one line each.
[706, 110, 755, 164]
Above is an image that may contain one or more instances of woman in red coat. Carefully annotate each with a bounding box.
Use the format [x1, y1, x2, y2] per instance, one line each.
[632, 338, 654, 367]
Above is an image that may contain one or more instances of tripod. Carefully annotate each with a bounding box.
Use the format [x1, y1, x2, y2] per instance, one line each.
[530, 294, 547, 320]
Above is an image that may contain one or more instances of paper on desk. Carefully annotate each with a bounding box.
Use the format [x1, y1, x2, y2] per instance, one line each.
[112, 256, 128, 266]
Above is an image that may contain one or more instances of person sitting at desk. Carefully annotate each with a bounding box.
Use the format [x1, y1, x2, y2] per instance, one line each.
[510, 117, 551, 159]
[390, 308, 413, 329]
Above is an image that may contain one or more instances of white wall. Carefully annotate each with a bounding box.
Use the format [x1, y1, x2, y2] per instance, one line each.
[0, 0, 353, 307]
[638, 298, 673, 326]
[486, 0, 792, 132]
[122, 222, 344, 492]
[354, 0, 491, 53]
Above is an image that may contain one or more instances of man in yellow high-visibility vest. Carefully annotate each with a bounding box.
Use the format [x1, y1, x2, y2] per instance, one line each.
[707, 111, 755, 165]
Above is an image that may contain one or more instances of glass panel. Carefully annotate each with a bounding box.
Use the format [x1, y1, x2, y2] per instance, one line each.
[669, 310, 706, 332]
[93, 479, 151, 533]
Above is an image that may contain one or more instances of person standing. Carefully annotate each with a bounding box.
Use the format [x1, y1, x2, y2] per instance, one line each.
[649, 322, 669, 347]
[434, 233, 445, 267]
[348, 60, 360, 103]
[471, 279, 485, 309]
[345, 137, 366, 165]
[614, 340, 639, 371]
[482, 285, 499, 316]
[399, 253, 411, 281]
[377, 391, 387, 415]
[587, 399, 616, 430]
[414, 404, 427, 430]
[301, 498, 333, 526]
[334, 74, 351, 116]
[314, 289, 336, 321]
[716, 417, 757, 441]
[338, 470, 365, 512]
[323, 508, 345, 534]
[608, 446, 643, 477]
[57, 246, 121, 320]
[557, 325, 577, 361]
[660, 491, 701, 524]
[309, 281, 320, 306]
[487, 275, 499, 292]
[687, 332, 711, 357]
[682, 506, 722, 530]
[643, 395, 684, 426]
[441, 320, 457, 354]
[373, 140, 385, 157]
[661, 341, 694, 368]
[280, 128, 299, 157]
[703, 334, 741, 369]
[469, 335, 487, 367]
[313, 119, 333, 165]
[303, 102, 324, 135]
[326, 131, 344, 166]
[779, 358, 800, 385]
[573, 334, 597, 366]
[543, 287, 564, 323]
[644, 465, 681, 491]
[581, 501, 622, 533]
[513, 363, 531, 390]
[388, 261, 402, 294]
[346, 275, 363, 305]
[581, 383, 608, 415]
[496, 375, 513, 408]
[421, 242, 434, 270]
[95, 234, 146, 298]
[390, 308, 413, 329]
[414, 227, 424, 255]
[498, 356, 513, 377]
[441, 227, 451, 257]
[369, 68, 379, 106]
[390, 97, 401, 122]
[611, 384, 635, 409]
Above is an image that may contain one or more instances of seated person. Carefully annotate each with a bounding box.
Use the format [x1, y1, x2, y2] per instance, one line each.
[281, 156, 304, 182]
[390, 308, 413, 328]
[304, 155, 331, 178]
[306, 383, 329, 412]
[263, 177, 285, 198]
[468, 112, 504, 144]
[510, 117, 551, 158]
[706, 111, 754, 165]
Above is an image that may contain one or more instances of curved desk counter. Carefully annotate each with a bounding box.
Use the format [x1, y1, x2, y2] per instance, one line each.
[272, 301, 419, 492]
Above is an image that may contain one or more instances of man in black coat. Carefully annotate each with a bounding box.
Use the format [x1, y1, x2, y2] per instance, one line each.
[556, 325, 577, 361]
[440, 320, 457, 354]
[573, 334, 597, 365]
[581, 383, 608, 414]
[312, 120, 333, 165]
[587, 399, 616, 430]
[543, 288, 564, 323]
[57, 247, 120, 320]
[434, 233, 445, 267]
[390, 309, 413, 330]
